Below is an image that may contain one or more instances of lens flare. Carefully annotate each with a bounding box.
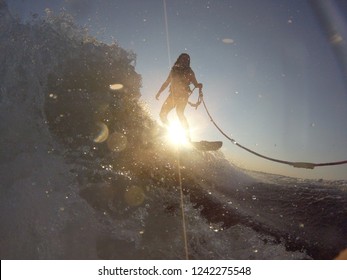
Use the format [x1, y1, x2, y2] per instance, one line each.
[93, 121, 109, 143]
[222, 38, 234, 44]
[124, 185, 145, 206]
[107, 131, 127, 152]
[109, 84, 124, 90]
[167, 121, 189, 146]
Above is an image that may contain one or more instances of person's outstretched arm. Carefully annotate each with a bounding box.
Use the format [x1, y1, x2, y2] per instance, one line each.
[156, 73, 171, 100]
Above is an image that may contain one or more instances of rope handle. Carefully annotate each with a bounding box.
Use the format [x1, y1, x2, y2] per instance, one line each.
[188, 86, 203, 109]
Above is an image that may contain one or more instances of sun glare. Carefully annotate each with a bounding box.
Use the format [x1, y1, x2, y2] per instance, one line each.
[167, 121, 190, 146]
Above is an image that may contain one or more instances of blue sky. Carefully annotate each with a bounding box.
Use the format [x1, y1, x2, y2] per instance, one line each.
[7, 0, 347, 179]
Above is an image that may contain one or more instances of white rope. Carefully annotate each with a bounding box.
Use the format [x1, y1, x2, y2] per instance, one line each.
[177, 148, 189, 260]
[163, 0, 189, 260]
[163, 0, 171, 67]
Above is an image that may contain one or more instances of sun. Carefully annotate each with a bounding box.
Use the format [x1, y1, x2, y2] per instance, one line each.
[166, 120, 190, 146]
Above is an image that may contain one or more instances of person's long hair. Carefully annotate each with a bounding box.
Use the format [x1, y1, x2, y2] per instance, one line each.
[173, 53, 190, 68]
[169, 53, 191, 94]
[171, 53, 191, 78]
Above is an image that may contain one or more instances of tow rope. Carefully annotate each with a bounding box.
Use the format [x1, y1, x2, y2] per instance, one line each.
[188, 89, 347, 169]
[188, 87, 203, 109]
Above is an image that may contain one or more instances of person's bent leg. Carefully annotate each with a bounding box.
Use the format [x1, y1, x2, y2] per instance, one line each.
[176, 98, 191, 141]
[159, 95, 175, 126]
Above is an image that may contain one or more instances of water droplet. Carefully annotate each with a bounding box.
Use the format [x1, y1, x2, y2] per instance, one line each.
[109, 84, 124, 90]
[330, 33, 343, 44]
[222, 38, 234, 44]
[124, 186, 145, 206]
[49, 93, 57, 99]
[107, 132, 127, 152]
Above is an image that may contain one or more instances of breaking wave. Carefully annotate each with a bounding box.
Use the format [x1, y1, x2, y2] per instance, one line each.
[0, 2, 346, 259]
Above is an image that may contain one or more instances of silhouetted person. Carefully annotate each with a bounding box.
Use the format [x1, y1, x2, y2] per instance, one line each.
[156, 53, 202, 140]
